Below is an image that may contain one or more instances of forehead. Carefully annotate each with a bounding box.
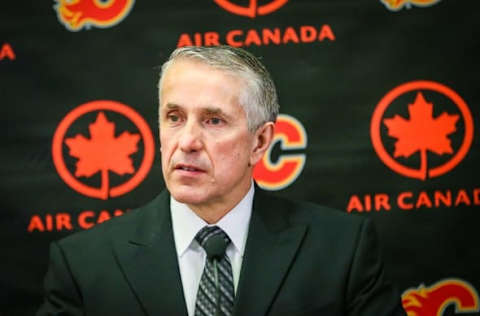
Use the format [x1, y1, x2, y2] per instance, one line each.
[160, 59, 247, 112]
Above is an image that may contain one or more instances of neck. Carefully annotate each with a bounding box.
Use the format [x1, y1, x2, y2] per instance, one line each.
[188, 180, 253, 224]
[188, 205, 230, 224]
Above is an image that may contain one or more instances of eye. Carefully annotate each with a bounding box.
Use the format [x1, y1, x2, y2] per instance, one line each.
[207, 117, 222, 125]
[166, 112, 181, 123]
[206, 116, 226, 126]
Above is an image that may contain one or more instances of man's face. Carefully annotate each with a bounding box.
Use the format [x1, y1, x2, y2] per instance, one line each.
[159, 59, 259, 211]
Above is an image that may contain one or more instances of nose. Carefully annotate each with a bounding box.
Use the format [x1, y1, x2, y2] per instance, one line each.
[178, 120, 203, 153]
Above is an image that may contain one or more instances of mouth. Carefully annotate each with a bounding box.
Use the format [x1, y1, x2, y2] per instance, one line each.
[174, 163, 205, 173]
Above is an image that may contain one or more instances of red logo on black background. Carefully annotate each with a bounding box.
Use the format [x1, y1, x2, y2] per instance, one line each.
[54, 0, 135, 31]
[0, 43, 16, 61]
[52, 100, 155, 199]
[381, 0, 441, 11]
[253, 114, 307, 190]
[402, 278, 479, 315]
[371, 81, 474, 180]
[214, 0, 288, 18]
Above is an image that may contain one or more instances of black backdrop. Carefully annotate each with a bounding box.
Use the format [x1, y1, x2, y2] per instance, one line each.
[2, 1, 479, 315]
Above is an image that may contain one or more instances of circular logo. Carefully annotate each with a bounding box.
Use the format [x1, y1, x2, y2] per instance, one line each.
[52, 100, 155, 199]
[214, 0, 288, 18]
[371, 81, 474, 180]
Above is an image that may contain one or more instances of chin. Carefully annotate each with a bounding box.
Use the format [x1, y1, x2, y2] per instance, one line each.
[169, 187, 207, 205]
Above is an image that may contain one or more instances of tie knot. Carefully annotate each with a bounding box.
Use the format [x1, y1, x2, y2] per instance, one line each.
[195, 225, 231, 247]
[195, 226, 231, 260]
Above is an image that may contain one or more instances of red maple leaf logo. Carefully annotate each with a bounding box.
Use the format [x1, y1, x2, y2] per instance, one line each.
[214, 0, 288, 18]
[65, 112, 140, 199]
[383, 92, 459, 180]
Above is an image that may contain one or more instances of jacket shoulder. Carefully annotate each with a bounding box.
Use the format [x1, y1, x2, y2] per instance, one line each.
[56, 192, 168, 251]
[256, 190, 366, 231]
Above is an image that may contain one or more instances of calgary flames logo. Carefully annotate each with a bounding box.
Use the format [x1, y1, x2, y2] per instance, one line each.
[381, 0, 441, 11]
[52, 100, 155, 199]
[214, 0, 288, 18]
[402, 279, 479, 315]
[253, 114, 307, 190]
[54, 0, 135, 31]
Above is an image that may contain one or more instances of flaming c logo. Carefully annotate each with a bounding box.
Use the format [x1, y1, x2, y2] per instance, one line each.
[371, 81, 474, 180]
[381, 0, 441, 11]
[52, 100, 155, 199]
[253, 114, 307, 190]
[402, 279, 479, 315]
[54, 0, 135, 31]
[214, 0, 288, 18]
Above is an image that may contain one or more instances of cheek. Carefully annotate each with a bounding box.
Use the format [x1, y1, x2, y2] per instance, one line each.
[213, 140, 251, 169]
[159, 136, 174, 165]
[160, 127, 175, 149]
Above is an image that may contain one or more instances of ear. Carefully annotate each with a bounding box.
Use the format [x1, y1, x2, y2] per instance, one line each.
[250, 121, 275, 166]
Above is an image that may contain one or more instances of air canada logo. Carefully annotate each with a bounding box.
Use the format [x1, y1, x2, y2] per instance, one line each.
[371, 81, 474, 180]
[175, 1, 334, 48]
[54, 0, 135, 31]
[52, 100, 155, 199]
[381, 0, 441, 11]
[214, 0, 288, 18]
[254, 114, 307, 190]
[402, 278, 479, 315]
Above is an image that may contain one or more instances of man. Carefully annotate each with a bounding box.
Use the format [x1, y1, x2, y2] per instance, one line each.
[38, 46, 405, 316]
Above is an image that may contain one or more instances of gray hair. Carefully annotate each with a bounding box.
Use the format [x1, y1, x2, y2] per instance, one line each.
[158, 45, 279, 131]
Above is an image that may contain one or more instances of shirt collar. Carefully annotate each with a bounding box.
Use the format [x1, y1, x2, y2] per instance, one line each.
[170, 182, 254, 258]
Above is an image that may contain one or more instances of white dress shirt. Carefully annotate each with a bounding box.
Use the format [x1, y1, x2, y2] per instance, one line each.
[170, 183, 254, 316]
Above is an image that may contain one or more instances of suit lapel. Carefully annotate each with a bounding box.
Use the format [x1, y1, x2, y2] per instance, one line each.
[234, 190, 307, 316]
[112, 191, 188, 316]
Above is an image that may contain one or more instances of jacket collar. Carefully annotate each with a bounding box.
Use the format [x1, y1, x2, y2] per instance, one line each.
[112, 191, 188, 316]
[234, 189, 307, 315]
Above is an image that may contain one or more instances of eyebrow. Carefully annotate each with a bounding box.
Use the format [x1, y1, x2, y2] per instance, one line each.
[164, 103, 180, 110]
[204, 107, 223, 115]
[204, 107, 234, 121]
[163, 103, 233, 120]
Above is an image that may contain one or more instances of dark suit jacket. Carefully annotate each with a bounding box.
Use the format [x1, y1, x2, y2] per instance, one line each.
[37, 189, 405, 316]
